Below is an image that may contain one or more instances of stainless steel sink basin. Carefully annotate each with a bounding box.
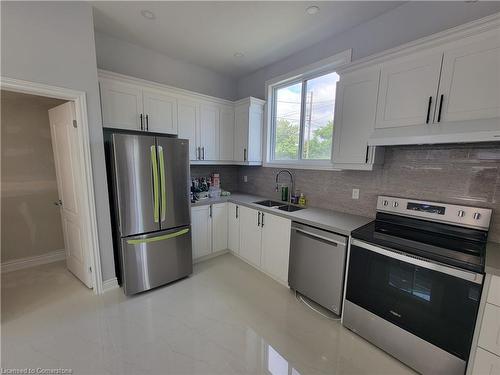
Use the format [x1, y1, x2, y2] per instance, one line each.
[254, 200, 284, 207]
[278, 205, 304, 212]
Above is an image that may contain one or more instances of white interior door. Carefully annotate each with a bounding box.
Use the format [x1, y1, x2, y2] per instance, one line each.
[143, 89, 178, 134]
[48, 102, 92, 288]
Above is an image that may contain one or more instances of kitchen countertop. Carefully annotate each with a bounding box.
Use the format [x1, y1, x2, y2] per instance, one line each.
[486, 241, 500, 277]
[191, 193, 372, 236]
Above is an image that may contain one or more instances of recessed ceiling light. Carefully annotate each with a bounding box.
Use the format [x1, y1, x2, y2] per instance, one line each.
[233, 52, 245, 58]
[140, 9, 155, 20]
[306, 5, 320, 15]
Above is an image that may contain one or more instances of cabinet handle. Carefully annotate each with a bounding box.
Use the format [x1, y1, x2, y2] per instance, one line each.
[437, 94, 444, 122]
[146, 114, 149, 131]
[197, 147, 200, 160]
[244, 148, 247, 162]
[209, 204, 212, 218]
[365, 145, 369, 163]
[202, 147, 205, 160]
[257, 212, 261, 227]
[235, 205, 239, 219]
[426, 96, 432, 124]
[261, 213, 264, 227]
[140, 113, 144, 130]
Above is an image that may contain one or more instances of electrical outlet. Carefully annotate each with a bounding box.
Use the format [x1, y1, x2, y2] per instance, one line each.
[352, 188, 360, 200]
[243, 175, 248, 183]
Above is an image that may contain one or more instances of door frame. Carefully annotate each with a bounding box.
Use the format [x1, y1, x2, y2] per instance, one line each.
[1, 76, 104, 294]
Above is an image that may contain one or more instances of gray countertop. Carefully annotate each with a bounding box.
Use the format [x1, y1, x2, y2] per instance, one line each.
[486, 241, 500, 277]
[191, 193, 372, 236]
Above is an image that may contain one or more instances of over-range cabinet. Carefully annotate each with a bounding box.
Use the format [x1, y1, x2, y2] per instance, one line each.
[104, 128, 192, 295]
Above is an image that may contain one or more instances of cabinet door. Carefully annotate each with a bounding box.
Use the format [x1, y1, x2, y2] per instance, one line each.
[238, 206, 262, 267]
[234, 107, 248, 162]
[375, 51, 443, 129]
[261, 213, 291, 283]
[227, 203, 240, 253]
[178, 100, 198, 161]
[199, 104, 220, 161]
[211, 203, 228, 252]
[99, 79, 143, 130]
[219, 107, 235, 161]
[472, 348, 500, 375]
[143, 89, 178, 134]
[247, 106, 263, 162]
[478, 303, 500, 356]
[191, 206, 211, 260]
[438, 30, 500, 123]
[333, 67, 380, 165]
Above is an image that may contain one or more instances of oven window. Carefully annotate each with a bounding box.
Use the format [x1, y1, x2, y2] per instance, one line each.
[346, 245, 481, 360]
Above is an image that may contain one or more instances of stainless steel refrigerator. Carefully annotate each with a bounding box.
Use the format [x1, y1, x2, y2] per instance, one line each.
[106, 131, 192, 295]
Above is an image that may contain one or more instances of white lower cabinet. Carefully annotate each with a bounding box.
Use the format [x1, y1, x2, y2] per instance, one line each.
[227, 203, 240, 253]
[238, 206, 262, 267]
[261, 213, 291, 284]
[191, 203, 227, 261]
[472, 348, 500, 375]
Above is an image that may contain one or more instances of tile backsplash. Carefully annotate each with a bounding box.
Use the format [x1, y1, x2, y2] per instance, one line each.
[238, 143, 500, 243]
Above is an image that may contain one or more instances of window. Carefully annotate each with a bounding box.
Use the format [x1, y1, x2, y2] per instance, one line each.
[271, 71, 339, 162]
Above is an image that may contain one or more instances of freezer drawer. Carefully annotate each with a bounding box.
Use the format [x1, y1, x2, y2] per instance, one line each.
[288, 222, 347, 314]
[120, 226, 193, 295]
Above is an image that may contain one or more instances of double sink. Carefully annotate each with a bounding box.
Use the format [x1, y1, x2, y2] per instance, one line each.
[254, 200, 304, 212]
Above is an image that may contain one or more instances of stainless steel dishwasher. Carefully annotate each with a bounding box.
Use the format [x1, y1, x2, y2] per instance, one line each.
[288, 222, 347, 315]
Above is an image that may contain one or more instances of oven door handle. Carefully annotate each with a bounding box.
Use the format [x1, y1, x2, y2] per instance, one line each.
[350, 238, 483, 284]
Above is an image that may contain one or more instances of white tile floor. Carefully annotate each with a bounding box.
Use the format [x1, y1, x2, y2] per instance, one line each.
[2, 254, 415, 375]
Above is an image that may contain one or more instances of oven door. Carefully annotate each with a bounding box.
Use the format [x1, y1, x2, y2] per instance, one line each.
[346, 239, 483, 361]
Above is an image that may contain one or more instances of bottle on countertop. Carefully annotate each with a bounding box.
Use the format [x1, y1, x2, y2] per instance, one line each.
[281, 185, 289, 202]
[291, 190, 300, 204]
[298, 193, 307, 207]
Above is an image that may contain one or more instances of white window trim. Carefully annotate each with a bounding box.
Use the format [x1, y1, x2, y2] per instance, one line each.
[263, 49, 352, 170]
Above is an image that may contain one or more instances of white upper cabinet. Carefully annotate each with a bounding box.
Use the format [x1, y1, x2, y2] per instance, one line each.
[333, 67, 382, 169]
[142, 89, 178, 134]
[375, 51, 443, 129]
[219, 106, 235, 161]
[199, 103, 220, 161]
[234, 98, 264, 163]
[438, 29, 500, 124]
[100, 79, 143, 130]
[177, 99, 199, 161]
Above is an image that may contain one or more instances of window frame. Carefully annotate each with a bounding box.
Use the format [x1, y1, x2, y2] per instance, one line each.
[264, 49, 352, 170]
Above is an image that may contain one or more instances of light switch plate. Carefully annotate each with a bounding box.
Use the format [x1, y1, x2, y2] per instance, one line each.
[352, 188, 360, 200]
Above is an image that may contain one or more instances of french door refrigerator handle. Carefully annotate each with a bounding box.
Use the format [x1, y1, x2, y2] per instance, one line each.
[150, 145, 160, 223]
[350, 238, 483, 284]
[158, 145, 166, 222]
[126, 228, 190, 245]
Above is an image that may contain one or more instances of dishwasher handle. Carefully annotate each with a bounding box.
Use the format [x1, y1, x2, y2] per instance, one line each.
[292, 227, 345, 247]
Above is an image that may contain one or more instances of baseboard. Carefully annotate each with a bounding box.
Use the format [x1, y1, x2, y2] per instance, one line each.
[193, 249, 229, 264]
[1, 249, 66, 273]
[102, 277, 119, 292]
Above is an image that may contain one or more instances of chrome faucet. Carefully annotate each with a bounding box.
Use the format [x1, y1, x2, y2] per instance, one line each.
[275, 169, 295, 203]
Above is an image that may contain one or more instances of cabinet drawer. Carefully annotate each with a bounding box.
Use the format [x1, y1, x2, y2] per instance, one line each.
[472, 348, 500, 375]
[479, 303, 500, 356]
[488, 275, 500, 307]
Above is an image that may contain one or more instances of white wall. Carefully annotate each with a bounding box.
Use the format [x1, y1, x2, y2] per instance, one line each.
[237, 2, 500, 99]
[1, 1, 116, 282]
[95, 32, 237, 101]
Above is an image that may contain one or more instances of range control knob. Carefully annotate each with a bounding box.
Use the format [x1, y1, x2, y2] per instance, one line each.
[383, 200, 389, 206]
[458, 210, 465, 218]
[393, 201, 399, 208]
[473, 212, 481, 220]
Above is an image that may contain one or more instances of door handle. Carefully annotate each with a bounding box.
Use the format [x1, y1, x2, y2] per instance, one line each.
[126, 228, 190, 245]
[140, 114, 144, 131]
[258, 211, 261, 227]
[437, 94, 444, 122]
[146, 114, 149, 131]
[235, 205, 239, 219]
[244, 148, 247, 162]
[150, 145, 160, 223]
[54, 199, 63, 207]
[158, 145, 166, 222]
[426, 96, 432, 124]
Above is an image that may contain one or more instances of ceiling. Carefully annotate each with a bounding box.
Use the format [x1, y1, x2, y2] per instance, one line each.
[92, 1, 404, 78]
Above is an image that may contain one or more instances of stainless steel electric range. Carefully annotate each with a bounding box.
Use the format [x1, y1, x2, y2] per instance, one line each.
[343, 196, 492, 375]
